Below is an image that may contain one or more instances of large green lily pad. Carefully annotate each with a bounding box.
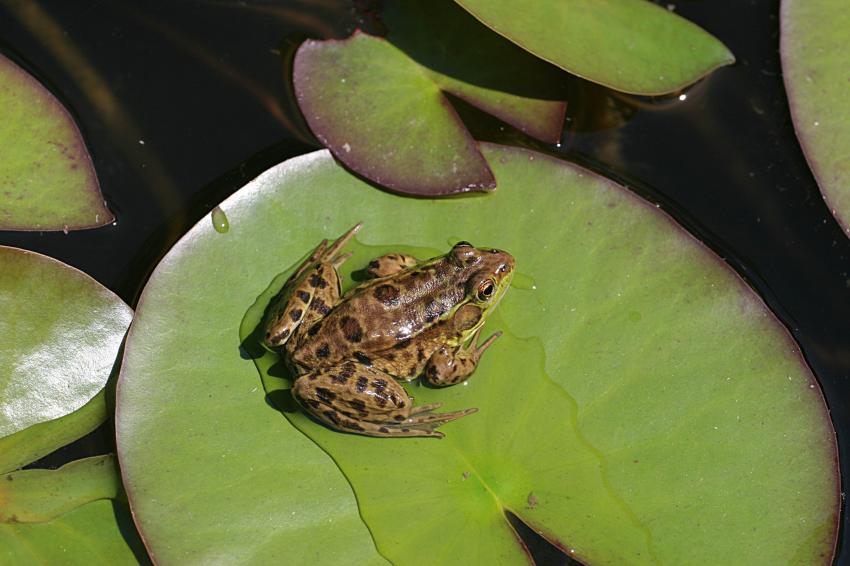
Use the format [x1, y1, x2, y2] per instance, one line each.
[454, 0, 735, 95]
[117, 146, 837, 564]
[0, 53, 113, 231]
[0, 246, 132, 438]
[781, 0, 850, 237]
[294, 0, 567, 196]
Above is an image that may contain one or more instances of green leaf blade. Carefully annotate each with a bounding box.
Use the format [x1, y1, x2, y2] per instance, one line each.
[0, 54, 114, 231]
[454, 0, 735, 95]
[0, 246, 132, 438]
[781, 0, 850, 237]
[0, 389, 108, 474]
[0, 500, 146, 565]
[0, 455, 120, 524]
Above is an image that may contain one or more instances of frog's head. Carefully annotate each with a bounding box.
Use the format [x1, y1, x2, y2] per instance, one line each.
[448, 241, 514, 331]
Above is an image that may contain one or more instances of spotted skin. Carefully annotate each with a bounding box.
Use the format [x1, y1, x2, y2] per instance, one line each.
[262, 224, 515, 438]
[366, 253, 418, 278]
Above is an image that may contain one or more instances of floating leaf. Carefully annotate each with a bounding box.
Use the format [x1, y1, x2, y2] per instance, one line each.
[117, 146, 836, 563]
[0, 246, 132, 438]
[454, 0, 735, 95]
[0, 455, 120, 523]
[294, 0, 566, 196]
[0, 500, 146, 564]
[781, 0, 850, 237]
[0, 390, 107, 474]
[0, 54, 113, 231]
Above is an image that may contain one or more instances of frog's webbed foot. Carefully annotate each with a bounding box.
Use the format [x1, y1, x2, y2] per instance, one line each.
[423, 328, 502, 387]
[292, 364, 476, 438]
[263, 224, 361, 349]
[365, 253, 418, 278]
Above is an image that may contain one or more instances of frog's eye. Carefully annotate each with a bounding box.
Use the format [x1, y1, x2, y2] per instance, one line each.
[477, 280, 496, 301]
[454, 241, 472, 248]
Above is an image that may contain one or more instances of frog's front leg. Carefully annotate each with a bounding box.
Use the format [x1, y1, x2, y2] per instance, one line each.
[292, 363, 476, 438]
[263, 224, 360, 348]
[365, 253, 418, 278]
[423, 329, 502, 387]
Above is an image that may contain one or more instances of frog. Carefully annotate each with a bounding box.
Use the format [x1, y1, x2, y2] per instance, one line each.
[262, 223, 514, 438]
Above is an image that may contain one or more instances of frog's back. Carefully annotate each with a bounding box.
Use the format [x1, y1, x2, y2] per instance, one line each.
[291, 261, 465, 368]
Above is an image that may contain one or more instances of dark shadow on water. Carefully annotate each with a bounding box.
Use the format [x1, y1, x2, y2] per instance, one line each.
[112, 500, 153, 565]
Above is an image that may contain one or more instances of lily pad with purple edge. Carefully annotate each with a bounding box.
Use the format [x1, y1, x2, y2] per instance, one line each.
[0, 54, 113, 231]
[116, 145, 837, 564]
[294, 0, 567, 196]
[0, 246, 132, 440]
[454, 0, 735, 95]
[781, 0, 850, 238]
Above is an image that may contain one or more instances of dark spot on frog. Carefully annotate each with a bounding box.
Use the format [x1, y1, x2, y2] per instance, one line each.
[342, 419, 364, 431]
[308, 374, 317, 381]
[331, 373, 349, 384]
[378, 426, 390, 433]
[349, 398, 366, 412]
[393, 414, 405, 421]
[289, 308, 303, 322]
[323, 410, 340, 424]
[394, 338, 411, 350]
[311, 297, 331, 315]
[368, 260, 380, 269]
[309, 274, 328, 288]
[307, 322, 322, 336]
[407, 366, 417, 377]
[306, 399, 320, 409]
[356, 376, 369, 393]
[398, 400, 405, 408]
[416, 347, 426, 362]
[426, 366, 438, 378]
[402, 428, 410, 433]
[371, 378, 388, 390]
[374, 284, 400, 306]
[317, 343, 331, 358]
[354, 351, 372, 366]
[340, 363, 356, 378]
[316, 388, 336, 402]
[385, 352, 396, 361]
[297, 290, 310, 303]
[269, 327, 290, 343]
[340, 316, 363, 342]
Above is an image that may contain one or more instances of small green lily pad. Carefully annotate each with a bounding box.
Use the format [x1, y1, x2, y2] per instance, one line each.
[294, 0, 567, 196]
[454, 0, 735, 95]
[781, 0, 850, 237]
[117, 146, 837, 564]
[0, 54, 113, 231]
[0, 246, 132, 438]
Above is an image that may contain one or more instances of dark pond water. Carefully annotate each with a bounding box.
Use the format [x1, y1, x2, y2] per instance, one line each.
[1, 1, 847, 564]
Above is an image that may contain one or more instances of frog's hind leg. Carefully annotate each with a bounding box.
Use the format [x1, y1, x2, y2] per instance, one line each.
[365, 253, 418, 278]
[292, 364, 476, 438]
[264, 224, 361, 348]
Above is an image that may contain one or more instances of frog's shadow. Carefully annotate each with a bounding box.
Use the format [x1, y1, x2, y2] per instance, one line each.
[238, 321, 300, 414]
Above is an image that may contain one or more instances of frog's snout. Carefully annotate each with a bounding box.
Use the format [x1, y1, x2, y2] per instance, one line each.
[489, 249, 515, 282]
